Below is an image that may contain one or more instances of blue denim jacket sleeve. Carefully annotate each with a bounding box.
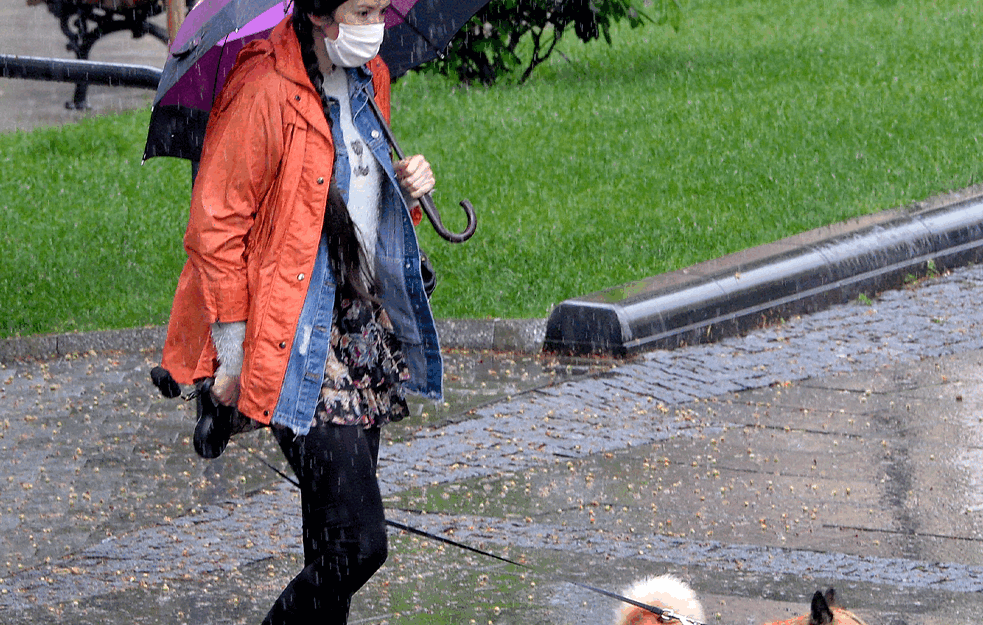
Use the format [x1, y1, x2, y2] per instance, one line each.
[271, 65, 443, 436]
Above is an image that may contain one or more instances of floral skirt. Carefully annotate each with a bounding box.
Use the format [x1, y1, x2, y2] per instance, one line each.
[315, 294, 411, 428]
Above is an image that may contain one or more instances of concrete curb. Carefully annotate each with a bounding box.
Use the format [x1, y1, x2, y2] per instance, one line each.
[545, 187, 983, 356]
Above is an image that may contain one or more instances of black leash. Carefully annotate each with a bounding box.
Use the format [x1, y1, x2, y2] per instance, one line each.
[244, 447, 709, 625]
[384, 517, 706, 625]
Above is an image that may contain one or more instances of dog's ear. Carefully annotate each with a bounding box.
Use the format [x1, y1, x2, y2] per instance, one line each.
[810, 590, 835, 625]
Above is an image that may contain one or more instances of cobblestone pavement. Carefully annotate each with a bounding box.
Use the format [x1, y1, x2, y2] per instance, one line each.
[3, 264, 983, 624]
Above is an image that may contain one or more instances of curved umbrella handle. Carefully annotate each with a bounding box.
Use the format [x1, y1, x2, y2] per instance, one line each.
[419, 193, 476, 243]
[362, 92, 476, 244]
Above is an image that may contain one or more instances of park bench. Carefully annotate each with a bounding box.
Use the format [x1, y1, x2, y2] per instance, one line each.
[25, 0, 181, 108]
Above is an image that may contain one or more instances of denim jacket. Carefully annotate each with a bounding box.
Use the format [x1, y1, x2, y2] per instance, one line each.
[271, 65, 442, 436]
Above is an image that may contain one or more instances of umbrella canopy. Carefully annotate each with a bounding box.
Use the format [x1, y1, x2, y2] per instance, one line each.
[144, 0, 489, 162]
[143, 0, 290, 161]
[381, 0, 490, 79]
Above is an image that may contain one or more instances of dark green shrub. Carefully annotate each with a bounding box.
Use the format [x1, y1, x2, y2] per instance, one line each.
[425, 0, 681, 84]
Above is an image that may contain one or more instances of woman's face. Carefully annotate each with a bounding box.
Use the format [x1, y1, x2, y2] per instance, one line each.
[316, 0, 390, 40]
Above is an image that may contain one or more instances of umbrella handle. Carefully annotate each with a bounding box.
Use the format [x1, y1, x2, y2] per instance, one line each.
[364, 92, 476, 243]
[419, 193, 477, 244]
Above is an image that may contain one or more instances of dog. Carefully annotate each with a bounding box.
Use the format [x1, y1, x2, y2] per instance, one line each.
[614, 575, 868, 625]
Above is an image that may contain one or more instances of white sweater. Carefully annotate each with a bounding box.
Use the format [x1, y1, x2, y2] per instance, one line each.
[320, 66, 381, 263]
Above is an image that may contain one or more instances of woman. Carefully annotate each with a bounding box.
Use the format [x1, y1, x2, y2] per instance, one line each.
[158, 0, 443, 622]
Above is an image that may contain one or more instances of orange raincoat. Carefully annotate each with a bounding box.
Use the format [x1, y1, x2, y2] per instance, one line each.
[160, 16, 404, 424]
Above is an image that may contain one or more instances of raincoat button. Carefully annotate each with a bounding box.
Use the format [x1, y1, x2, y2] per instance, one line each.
[279, 341, 287, 349]
[294, 95, 300, 101]
[264, 410, 270, 417]
[317, 177, 324, 184]
[371, 130, 380, 139]
[297, 273, 305, 281]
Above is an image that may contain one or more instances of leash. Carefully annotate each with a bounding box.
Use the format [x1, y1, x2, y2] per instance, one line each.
[388, 514, 708, 625]
[243, 446, 709, 625]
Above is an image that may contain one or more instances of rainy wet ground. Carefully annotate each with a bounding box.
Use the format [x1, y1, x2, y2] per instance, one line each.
[5, 264, 983, 624]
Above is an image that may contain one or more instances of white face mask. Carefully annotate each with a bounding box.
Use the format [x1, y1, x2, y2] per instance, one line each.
[324, 22, 385, 68]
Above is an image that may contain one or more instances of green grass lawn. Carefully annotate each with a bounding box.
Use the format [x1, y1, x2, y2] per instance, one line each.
[2, 0, 981, 338]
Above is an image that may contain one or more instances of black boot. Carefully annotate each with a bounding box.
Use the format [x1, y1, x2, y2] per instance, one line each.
[150, 366, 181, 398]
[193, 378, 235, 459]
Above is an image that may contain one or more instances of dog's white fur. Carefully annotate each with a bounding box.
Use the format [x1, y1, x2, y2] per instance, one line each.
[614, 574, 705, 625]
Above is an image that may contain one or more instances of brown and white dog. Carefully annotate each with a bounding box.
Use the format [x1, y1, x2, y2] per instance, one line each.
[614, 575, 868, 625]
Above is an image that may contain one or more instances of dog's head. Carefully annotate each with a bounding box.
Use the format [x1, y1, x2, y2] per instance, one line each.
[769, 589, 869, 625]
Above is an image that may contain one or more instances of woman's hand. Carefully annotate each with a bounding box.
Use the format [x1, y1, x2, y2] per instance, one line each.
[395, 154, 435, 199]
[210, 321, 245, 407]
[211, 371, 241, 406]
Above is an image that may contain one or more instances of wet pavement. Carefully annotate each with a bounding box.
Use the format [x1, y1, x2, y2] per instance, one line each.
[4, 264, 983, 624]
[7, 3, 983, 624]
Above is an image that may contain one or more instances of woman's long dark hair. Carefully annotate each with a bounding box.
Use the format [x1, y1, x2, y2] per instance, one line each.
[293, 4, 377, 304]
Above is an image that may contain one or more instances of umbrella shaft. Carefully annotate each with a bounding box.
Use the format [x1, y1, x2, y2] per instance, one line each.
[364, 93, 407, 160]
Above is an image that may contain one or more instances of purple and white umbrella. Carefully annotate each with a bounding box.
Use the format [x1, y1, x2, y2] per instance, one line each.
[144, 0, 490, 162]
[144, 0, 291, 162]
[144, 0, 481, 241]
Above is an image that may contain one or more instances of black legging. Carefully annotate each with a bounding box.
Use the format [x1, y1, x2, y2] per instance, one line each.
[263, 423, 388, 625]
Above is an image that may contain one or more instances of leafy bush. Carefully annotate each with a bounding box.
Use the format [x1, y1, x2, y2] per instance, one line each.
[425, 0, 681, 84]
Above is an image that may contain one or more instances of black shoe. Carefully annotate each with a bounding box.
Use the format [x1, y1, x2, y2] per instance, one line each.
[150, 366, 181, 398]
[193, 378, 234, 459]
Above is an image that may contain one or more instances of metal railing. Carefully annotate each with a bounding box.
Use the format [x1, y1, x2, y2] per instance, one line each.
[0, 54, 162, 91]
[29, 0, 168, 108]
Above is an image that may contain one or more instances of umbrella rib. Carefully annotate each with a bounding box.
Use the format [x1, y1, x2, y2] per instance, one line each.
[211, 32, 231, 110]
